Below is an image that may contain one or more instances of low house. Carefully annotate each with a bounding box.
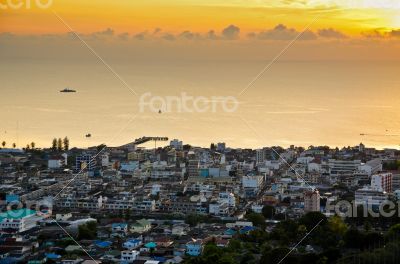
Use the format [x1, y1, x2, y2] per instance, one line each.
[186, 240, 203, 257]
[112, 223, 128, 237]
[130, 219, 151, 233]
[0, 209, 43, 233]
[155, 237, 173, 248]
[121, 250, 139, 264]
[123, 239, 142, 250]
[171, 224, 188, 236]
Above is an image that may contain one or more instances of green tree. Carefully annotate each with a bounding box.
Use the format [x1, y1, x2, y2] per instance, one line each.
[57, 138, 63, 151]
[210, 143, 216, 150]
[185, 213, 206, 227]
[52, 138, 57, 151]
[12, 143, 16, 148]
[328, 215, 348, 236]
[77, 221, 97, 240]
[63, 137, 70, 151]
[1, 141, 6, 148]
[262, 205, 276, 219]
[299, 212, 327, 231]
[246, 213, 266, 228]
[31, 142, 35, 149]
[260, 247, 291, 264]
[386, 223, 400, 241]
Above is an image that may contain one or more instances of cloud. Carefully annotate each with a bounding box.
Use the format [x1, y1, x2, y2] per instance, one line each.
[206, 30, 218, 40]
[222, 25, 240, 40]
[162, 33, 176, 41]
[153, 28, 162, 35]
[86, 28, 115, 39]
[362, 29, 400, 39]
[0, 32, 14, 38]
[134, 31, 148, 40]
[318, 28, 347, 39]
[179, 30, 199, 40]
[118, 32, 130, 41]
[250, 24, 316, 40]
[96, 28, 114, 37]
[389, 30, 400, 38]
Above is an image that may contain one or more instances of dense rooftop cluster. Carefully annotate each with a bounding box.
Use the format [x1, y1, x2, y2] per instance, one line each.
[1, 141, 400, 263]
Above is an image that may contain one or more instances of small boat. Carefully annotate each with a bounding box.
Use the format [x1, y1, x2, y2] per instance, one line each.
[60, 88, 76, 93]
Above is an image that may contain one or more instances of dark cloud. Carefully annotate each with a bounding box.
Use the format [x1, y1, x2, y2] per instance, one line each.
[179, 31, 195, 40]
[389, 30, 400, 38]
[162, 33, 176, 41]
[153, 28, 162, 35]
[96, 28, 114, 36]
[222, 25, 240, 40]
[318, 28, 347, 39]
[206, 30, 218, 40]
[134, 31, 148, 40]
[251, 24, 316, 40]
[362, 29, 400, 39]
[118, 32, 130, 41]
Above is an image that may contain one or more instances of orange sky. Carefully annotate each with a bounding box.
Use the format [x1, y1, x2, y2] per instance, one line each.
[2, 0, 400, 149]
[1, 0, 400, 35]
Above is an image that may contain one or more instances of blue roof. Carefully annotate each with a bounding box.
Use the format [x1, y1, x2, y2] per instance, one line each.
[126, 239, 141, 244]
[153, 256, 167, 262]
[5, 194, 19, 203]
[45, 253, 61, 259]
[224, 229, 237, 235]
[145, 242, 157, 248]
[240, 226, 256, 234]
[95, 240, 112, 248]
[112, 223, 128, 228]
[0, 258, 17, 264]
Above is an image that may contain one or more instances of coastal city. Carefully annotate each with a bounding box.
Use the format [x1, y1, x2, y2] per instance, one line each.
[3, 1, 400, 264]
[1, 138, 400, 263]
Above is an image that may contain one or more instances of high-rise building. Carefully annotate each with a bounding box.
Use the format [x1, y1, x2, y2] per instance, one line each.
[371, 172, 393, 193]
[75, 154, 96, 172]
[217, 142, 226, 152]
[170, 139, 183, 150]
[256, 149, 266, 164]
[304, 189, 320, 212]
[187, 152, 199, 178]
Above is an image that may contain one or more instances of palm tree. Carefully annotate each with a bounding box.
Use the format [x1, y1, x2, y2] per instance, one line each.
[1, 141, 5, 148]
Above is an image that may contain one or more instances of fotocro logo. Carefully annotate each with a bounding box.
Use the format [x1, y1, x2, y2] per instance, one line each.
[139, 92, 239, 113]
[0, 0, 53, 9]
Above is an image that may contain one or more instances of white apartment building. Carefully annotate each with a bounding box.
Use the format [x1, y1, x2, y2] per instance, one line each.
[255, 149, 266, 164]
[371, 173, 393, 193]
[358, 158, 382, 176]
[242, 175, 264, 190]
[209, 202, 230, 216]
[0, 209, 44, 233]
[355, 186, 388, 206]
[329, 159, 361, 175]
[219, 192, 236, 207]
[121, 250, 139, 264]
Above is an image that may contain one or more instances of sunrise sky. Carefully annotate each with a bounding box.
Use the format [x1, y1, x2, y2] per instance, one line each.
[2, 0, 400, 35]
[1, 0, 400, 149]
